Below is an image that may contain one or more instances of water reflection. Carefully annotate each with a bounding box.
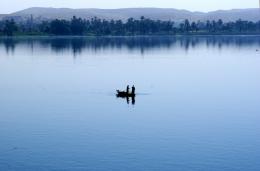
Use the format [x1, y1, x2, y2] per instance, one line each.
[2, 38, 17, 54]
[1, 35, 260, 171]
[1, 36, 260, 56]
[117, 95, 136, 105]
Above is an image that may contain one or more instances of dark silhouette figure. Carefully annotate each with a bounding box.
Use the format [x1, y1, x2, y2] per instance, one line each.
[132, 85, 136, 95]
[126, 85, 130, 94]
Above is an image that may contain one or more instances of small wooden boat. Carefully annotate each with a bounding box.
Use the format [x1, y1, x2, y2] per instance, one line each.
[116, 90, 135, 97]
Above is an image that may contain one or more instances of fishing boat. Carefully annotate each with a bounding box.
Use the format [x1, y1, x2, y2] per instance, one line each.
[116, 90, 135, 97]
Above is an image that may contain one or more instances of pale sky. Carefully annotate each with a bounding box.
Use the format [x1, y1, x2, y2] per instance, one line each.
[1, 0, 259, 14]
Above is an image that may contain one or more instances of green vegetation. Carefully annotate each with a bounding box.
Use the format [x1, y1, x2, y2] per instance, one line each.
[1, 19, 18, 36]
[0, 16, 260, 36]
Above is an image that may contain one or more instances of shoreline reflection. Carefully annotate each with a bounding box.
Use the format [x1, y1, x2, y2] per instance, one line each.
[1, 36, 260, 56]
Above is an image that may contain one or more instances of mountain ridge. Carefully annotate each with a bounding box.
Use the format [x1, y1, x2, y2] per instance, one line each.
[2, 7, 260, 22]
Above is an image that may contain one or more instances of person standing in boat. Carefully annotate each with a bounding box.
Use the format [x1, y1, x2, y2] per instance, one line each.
[132, 85, 136, 95]
[126, 85, 130, 94]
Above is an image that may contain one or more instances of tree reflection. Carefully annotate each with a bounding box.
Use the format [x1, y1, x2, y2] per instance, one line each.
[2, 38, 16, 55]
[1, 36, 260, 56]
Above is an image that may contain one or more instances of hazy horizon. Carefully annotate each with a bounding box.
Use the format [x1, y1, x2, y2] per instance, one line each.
[1, 0, 259, 14]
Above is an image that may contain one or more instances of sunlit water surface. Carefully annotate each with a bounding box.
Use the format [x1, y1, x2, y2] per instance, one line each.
[0, 36, 260, 171]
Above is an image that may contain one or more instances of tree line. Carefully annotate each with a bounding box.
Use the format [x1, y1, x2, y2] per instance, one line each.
[0, 16, 260, 36]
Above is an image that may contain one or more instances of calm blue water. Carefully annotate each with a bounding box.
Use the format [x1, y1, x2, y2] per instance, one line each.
[0, 36, 260, 171]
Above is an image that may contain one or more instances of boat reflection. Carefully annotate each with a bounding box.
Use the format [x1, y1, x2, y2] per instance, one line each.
[117, 95, 136, 105]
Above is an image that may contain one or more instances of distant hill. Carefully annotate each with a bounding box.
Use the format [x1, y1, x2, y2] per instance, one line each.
[2, 7, 260, 23]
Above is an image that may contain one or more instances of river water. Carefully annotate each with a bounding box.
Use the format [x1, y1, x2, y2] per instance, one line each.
[0, 36, 260, 171]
